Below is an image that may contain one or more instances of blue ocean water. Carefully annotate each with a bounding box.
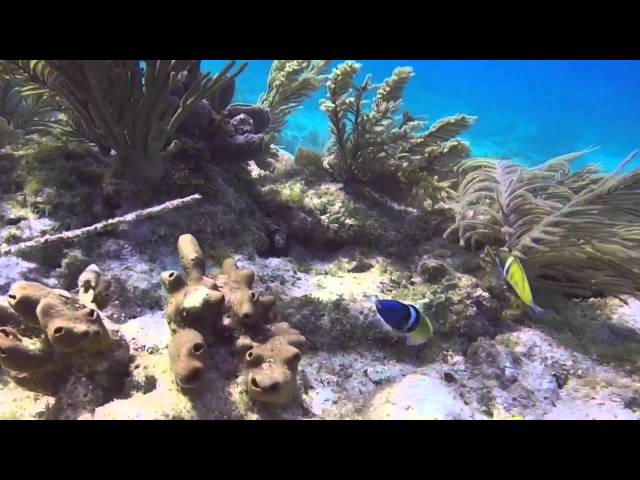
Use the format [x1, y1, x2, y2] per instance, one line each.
[203, 60, 640, 173]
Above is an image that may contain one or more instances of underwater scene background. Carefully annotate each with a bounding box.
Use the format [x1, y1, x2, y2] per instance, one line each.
[3, 59, 640, 420]
[204, 60, 640, 172]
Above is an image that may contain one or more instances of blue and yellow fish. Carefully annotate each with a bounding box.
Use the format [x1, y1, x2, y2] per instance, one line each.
[374, 299, 433, 346]
[494, 249, 544, 315]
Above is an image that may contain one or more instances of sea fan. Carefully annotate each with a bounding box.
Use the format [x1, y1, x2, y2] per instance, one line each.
[446, 149, 640, 298]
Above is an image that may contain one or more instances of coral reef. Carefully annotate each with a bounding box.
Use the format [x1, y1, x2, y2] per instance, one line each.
[445, 148, 640, 298]
[0, 264, 129, 396]
[3, 60, 640, 421]
[261, 178, 447, 255]
[296, 62, 476, 210]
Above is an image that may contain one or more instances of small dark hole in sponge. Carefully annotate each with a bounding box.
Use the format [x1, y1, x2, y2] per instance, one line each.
[8, 294, 16, 301]
[192, 342, 205, 355]
[53, 327, 65, 336]
[250, 377, 260, 389]
[0, 328, 10, 338]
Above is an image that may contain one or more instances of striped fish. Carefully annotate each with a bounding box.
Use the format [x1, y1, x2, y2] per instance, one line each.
[495, 250, 544, 315]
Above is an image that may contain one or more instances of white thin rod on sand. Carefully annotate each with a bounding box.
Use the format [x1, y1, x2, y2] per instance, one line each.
[1, 194, 202, 256]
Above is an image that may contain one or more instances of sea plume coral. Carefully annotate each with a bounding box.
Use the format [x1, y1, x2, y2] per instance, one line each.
[259, 60, 332, 141]
[255, 60, 331, 169]
[445, 147, 640, 298]
[0, 60, 246, 184]
[297, 62, 476, 210]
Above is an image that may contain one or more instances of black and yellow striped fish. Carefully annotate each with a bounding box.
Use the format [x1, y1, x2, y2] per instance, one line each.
[494, 249, 544, 315]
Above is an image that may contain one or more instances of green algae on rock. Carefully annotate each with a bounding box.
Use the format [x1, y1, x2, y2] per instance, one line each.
[262, 178, 446, 255]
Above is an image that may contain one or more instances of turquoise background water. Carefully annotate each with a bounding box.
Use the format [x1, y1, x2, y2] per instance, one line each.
[202, 60, 640, 173]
